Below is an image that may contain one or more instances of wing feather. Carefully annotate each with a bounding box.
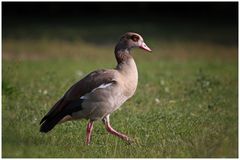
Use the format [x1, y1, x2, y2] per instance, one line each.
[40, 69, 116, 126]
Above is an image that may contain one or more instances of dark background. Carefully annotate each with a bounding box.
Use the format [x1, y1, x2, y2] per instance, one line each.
[3, 2, 237, 25]
[2, 2, 238, 46]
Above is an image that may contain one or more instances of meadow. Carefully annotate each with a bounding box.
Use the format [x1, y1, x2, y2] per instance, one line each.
[2, 18, 238, 157]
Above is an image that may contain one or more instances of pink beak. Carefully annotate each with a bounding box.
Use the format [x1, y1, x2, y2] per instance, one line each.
[139, 42, 152, 52]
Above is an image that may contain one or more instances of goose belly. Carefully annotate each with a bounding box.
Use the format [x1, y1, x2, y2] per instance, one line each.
[71, 85, 129, 120]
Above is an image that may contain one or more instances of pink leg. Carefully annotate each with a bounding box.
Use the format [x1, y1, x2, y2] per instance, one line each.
[86, 121, 94, 145]
[103, 115, 130, 142]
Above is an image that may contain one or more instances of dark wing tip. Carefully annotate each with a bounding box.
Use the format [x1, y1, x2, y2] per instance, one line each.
[39, 116, 47, 125]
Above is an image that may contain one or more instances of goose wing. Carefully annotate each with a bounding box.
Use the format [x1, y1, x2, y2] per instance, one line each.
[40, 69, 116, 125]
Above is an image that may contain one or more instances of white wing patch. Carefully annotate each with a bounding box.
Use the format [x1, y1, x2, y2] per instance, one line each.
[80, 82, 113, 100]
[80, 95, 88, 100]
[95, 83, 113, 89]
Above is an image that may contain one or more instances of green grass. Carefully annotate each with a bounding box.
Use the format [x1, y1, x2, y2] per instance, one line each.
[2, 22, 238, 157]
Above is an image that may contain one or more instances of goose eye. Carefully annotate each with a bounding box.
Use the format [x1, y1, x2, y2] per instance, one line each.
[131, 35, 139, 42]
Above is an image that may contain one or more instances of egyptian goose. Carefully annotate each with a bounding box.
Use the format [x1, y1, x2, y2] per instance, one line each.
[40, 32, 151, 144]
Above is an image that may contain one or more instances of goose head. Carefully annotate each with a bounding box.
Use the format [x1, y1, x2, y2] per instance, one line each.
[115, 32, 152, 53]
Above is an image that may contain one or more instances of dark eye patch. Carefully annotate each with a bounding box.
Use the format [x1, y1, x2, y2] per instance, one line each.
[131, 35, 139, 42]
